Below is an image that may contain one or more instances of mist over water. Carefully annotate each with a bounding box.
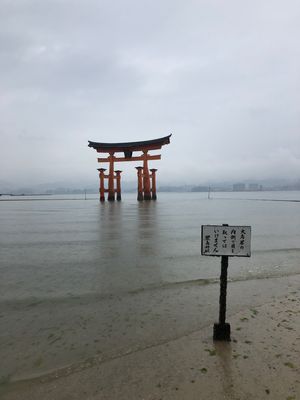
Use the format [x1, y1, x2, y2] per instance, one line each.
[1, 191, 300, 302]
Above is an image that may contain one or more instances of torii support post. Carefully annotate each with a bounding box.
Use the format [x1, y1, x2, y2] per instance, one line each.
[108, 152, 115, 201]
[88, 135, 171, 202]
[143, 151, 151, 200]
[97, 168, 106, 202]
[150, 169, 157, 200]
[136, 167, 144, 201]
[115, 170, 122, 201]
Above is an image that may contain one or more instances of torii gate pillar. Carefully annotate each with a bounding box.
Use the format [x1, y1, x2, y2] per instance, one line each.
[150, 169, 157, 200]
[108, 152, 115, 202]
[143, 151, 151, 201]
[136, 167, 144, 201]
[97, 168, 106, 202]
[88, 134, 171, 202]
[115, 170, 122, 201]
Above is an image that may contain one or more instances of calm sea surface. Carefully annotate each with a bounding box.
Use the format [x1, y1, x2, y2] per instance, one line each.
[1, 191, 300, 301]
[1, 191, 300, 381]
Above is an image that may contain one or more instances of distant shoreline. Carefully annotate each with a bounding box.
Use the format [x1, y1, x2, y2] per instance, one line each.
[1, 188, 300, 198]
[1, 195, 300, 203]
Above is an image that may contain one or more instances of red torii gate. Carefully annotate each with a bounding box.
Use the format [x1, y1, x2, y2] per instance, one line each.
[88, 134, 171, 201]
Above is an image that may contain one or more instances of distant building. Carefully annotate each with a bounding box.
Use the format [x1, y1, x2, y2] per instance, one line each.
[191, 186, 209, 192]
[233, 183, 245, 191]
[159, 185, 189, 192]
[248, 183, 259, 191]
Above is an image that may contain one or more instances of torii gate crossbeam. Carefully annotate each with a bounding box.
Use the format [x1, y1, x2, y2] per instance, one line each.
[88, 134, 171, 201]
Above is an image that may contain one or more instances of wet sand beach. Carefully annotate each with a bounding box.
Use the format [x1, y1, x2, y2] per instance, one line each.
[1, 281, 299, 400]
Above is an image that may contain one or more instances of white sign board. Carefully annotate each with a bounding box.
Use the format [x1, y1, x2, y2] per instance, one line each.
[201, 225, 251, 257]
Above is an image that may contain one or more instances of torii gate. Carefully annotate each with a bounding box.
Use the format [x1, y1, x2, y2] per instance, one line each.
[88, 134, 171, 201]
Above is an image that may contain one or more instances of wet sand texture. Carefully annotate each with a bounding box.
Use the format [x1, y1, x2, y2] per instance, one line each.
[1, 275, 299, 383]
[1, 289, 299, 400]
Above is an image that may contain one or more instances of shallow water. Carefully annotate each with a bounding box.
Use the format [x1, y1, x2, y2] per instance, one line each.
[0, 191, 300, 381]
[0, 191, 300, 301]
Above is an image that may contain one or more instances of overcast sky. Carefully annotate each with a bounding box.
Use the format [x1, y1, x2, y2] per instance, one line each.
[1, 0, 300, 188]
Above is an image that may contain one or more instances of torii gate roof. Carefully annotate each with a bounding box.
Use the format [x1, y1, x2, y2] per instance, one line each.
[88, 134, 171, 153]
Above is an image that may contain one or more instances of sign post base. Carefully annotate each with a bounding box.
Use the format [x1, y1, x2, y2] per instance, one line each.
[213, 322, 231, 341]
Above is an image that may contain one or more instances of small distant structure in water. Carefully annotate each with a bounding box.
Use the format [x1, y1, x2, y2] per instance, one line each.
[88, 134, 171, 202]
[208, 186, 212, 199]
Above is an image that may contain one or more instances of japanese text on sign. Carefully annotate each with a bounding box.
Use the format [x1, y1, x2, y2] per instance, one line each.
[201, 225, 251, 257]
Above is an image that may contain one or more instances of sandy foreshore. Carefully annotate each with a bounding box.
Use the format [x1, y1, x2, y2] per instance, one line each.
[1, 286, 299, 400]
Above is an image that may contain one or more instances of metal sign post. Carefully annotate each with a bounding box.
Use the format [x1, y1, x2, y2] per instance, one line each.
[201, 224, 251, 341]
[215, 253, 230, 340]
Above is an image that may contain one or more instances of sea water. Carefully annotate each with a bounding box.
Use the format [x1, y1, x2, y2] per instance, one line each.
[0, 191, 300, 301]
[0, 191, 300, 380]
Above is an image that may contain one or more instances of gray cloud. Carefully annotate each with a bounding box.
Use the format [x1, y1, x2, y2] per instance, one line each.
[0, 0, 299, 187]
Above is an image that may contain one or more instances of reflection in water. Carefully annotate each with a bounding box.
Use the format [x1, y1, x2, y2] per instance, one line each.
[1, 192, 300, 383]
[94, 200, 162, 295]
[136, 201, 162, 281]
[0, 191, 299, 300]
[99, 201, 123, 258]
[137, 201, 159, 255]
